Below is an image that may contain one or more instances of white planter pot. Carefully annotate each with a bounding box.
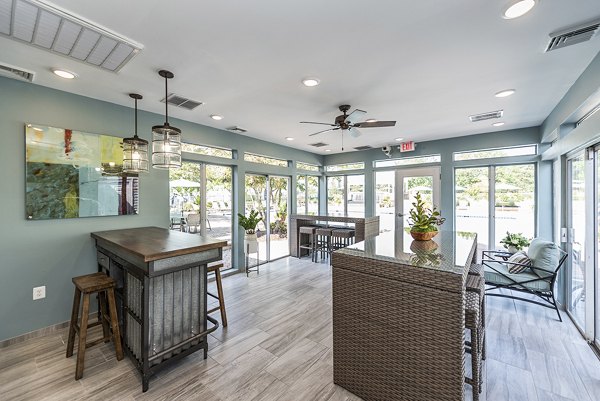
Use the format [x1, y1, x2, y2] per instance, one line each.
[507, 245, 518, 254]
[244, 233, 258, 253]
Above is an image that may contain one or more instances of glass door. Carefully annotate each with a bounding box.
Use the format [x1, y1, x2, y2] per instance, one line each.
[395, 167, 441, 233]
[244, 173, 290, 262]
[268, 176, 290, 260]
[455, 167, 489, 252]
[567, 153, 587, 330]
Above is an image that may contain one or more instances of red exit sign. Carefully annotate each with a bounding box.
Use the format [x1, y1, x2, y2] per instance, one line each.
[400, 141, 415, 152]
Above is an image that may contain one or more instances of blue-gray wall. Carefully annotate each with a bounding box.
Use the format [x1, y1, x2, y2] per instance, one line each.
[0, 76, 322, 341]
[322, 127, 553, 241]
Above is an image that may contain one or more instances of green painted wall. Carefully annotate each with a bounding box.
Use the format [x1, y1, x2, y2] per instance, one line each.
[0, 76, 322, 341]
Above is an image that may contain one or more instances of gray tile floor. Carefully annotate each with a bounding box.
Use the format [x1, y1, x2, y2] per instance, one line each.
[0, 257, 599, 400]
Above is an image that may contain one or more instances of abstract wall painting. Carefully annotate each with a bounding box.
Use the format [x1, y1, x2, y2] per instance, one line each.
[25, 124, 139, 220]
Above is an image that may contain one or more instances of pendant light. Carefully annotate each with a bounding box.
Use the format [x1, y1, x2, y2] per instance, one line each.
[152, 70, 182, 169]
[123, 93, 149, 173]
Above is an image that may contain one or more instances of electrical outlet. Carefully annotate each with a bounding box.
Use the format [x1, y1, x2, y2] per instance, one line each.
[33, 286, 46, 300]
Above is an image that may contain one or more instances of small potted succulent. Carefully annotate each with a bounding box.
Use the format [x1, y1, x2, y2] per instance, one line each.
[499, 231, 530, 253]
[408, 192, 446, 241]
[238, 209, 262, 253]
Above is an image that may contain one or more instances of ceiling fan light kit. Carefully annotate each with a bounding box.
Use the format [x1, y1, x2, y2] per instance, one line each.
[301, 104, 396, 150]
[152, 69, 182, 169]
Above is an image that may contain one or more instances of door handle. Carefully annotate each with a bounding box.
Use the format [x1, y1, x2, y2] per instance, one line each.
[397, 213, 405, 217]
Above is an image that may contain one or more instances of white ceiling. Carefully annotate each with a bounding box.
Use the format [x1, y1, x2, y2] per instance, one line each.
[1, 0, 600, 154]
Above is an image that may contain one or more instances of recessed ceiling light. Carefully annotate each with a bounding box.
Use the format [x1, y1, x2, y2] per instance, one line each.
[324, 149, 331, 152]
[495, 89, 516, 98]
[502, 0, 536, 19]
[366, 119, 377, 123]
[394, 137, 404, 142]
[52, 69, 77, 79]
[210, 115, 223, 120]
[285, 137, 294, 141]
[492, 122, 505, 127]
[302, 78, 320, 87]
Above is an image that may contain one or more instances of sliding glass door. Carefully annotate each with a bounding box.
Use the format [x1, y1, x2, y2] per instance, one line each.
[455, 164, 536, 257]
[396, 167, 440, 233]
[169, 161, 233, 269]
[244, 173, 290, 262]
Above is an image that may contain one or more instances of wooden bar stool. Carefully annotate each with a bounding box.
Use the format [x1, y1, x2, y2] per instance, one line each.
[298, 226, 317, 262]
[66, 272, 123, 380]
[207, 263, 228, 327]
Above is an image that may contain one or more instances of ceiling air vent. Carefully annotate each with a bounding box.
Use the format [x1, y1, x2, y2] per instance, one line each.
[469, 110, 504, 123]
[354, 145, 372, 151]
[545, 18, 600, 52]
[227, 126, 247, 133]
[161, 94, 203, 111]
[309, 142, 328, 147]
[0, 0, 142, 72]
[0, 62, 34, 82]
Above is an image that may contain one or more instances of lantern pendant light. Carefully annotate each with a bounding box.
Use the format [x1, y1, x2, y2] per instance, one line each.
[123, 93, 149, 173]
[152, 70, 182, 169]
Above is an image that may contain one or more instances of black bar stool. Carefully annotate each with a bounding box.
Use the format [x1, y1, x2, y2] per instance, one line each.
[331, 228, 356, 252]
[314, 227, 333, 261]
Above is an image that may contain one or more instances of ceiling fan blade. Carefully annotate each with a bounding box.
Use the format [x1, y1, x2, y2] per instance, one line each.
[345, 109, 367, 124]
[309, 127, 340, 136]
[300, 121, 338, 126]
[353, 120, 396, 128]
[348, 127, 362, 138]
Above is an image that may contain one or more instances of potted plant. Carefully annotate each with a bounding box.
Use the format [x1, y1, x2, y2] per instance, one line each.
[499, 231, 530, 253]
[408, 192, 446, 241]
[238, 209, 262, 253]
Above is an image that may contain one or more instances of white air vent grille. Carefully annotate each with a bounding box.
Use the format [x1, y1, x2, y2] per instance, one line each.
[546, 18, 600, 52]
[228, 126, 247, 133]
[0, 62, 34, 81]
[0, 0, 142, 72]
[310, 142, 328, 147]
[161, 94, 203, 111]
[469, 110, 504, 122]
[354, 145, 372, 150]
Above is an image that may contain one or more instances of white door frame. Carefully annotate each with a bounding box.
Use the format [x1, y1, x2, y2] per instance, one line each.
[395, 166, 441, 232]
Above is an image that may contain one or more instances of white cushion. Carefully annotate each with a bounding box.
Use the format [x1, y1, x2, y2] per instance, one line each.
[506, 251, 531, 274]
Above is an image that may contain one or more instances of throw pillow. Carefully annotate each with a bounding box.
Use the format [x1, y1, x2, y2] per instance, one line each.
[527, 238, 560, 277]
[506, 251, 531, 274]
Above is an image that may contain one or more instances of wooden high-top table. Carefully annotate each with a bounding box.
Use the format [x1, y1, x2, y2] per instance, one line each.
[91, 226, 226, 392]
[331, 230, 477, 400]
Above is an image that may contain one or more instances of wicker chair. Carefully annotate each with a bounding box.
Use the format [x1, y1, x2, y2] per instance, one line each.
[482, 239, 568, 321]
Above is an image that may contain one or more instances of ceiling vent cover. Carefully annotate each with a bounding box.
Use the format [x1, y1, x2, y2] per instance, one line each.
[545, 18, 600, 52]
[0, 62, 34, 82]
[309, 142, 328, 147]
[354, 145, 372, 151]
[161, 94, 203, 110]
[227, 126, 247, 133]
[0, 0, 142, 72]
[469, 110, 504, 122]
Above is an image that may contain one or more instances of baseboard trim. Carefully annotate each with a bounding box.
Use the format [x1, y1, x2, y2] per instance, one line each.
[0, 312, 98, 348]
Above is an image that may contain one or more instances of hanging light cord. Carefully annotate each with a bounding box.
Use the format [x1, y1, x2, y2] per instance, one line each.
[164, 75, 169, 124]
[134, 97, 138, 137]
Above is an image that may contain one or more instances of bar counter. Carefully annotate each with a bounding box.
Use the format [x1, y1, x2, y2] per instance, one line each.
[91, 226, 226, 392]
[290, 214, 380, 257]
[331, 230, 477, 400]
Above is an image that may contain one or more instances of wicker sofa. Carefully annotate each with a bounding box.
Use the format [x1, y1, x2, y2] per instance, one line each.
[482, 238, 568, 321]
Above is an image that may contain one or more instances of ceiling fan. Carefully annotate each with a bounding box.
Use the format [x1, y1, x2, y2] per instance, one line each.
[300, 105, 396, 149]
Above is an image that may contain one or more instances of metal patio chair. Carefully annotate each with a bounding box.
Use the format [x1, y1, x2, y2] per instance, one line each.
[482, 241, 568, 321]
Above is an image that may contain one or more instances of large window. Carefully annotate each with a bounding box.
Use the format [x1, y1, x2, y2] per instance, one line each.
[296, 162, 320, 172]
[375, 171, 395, 232]
[325, 162, 364, 172]
[296, 175, 319, 215]
[454, 145, 537, 161]
[244, 152, 288, 167]
[327, 175, 364, 217]
[182, 143, 233, 159]
[374, 154, 441, 168]
[169, 162, 233, 269]
[455, 164, 535, 254]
